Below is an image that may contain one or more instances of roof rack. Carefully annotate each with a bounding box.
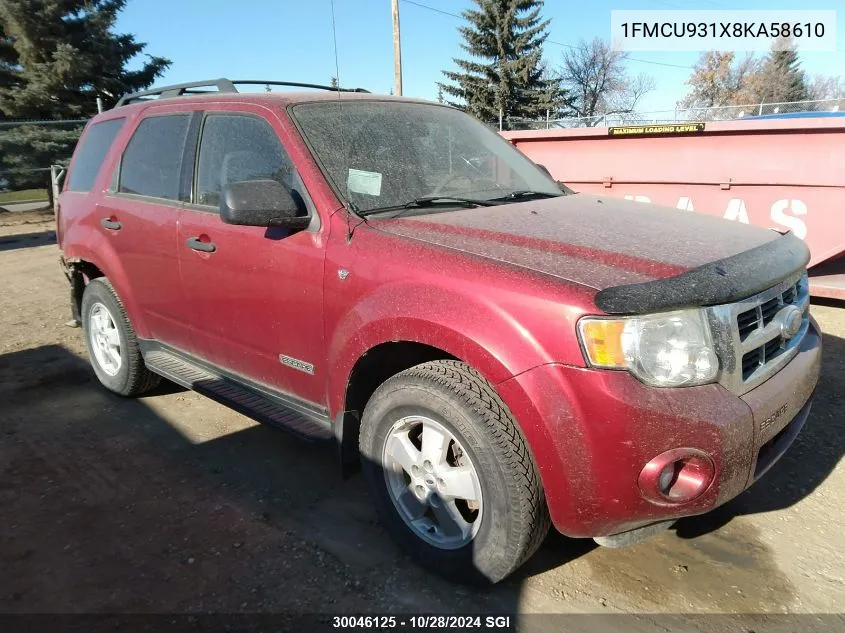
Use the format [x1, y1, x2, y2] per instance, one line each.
[114, 78, 370, 108]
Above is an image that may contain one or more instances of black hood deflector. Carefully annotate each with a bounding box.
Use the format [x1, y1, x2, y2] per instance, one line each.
[595, 232, 810, 315]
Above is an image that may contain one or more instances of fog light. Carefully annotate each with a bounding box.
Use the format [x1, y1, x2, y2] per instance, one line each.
[639, 449, 714, 505]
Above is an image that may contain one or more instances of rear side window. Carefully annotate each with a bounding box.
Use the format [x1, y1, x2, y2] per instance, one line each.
[67, 118, 125, 192]
[195, 114, 293, 207]
[119, 114, 191, 201]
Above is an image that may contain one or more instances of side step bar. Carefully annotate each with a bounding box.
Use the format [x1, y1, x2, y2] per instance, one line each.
[142, 345, 333, 442]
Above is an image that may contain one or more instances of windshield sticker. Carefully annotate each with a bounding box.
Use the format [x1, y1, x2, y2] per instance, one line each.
[348, 169, 382, 196]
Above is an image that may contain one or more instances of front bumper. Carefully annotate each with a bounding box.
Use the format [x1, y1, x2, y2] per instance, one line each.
[496, 317, 822, 538]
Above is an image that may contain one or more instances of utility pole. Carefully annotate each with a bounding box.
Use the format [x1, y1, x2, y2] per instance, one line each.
[392, 0, 403, 96]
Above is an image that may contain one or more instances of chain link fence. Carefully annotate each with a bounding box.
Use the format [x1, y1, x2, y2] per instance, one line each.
[0, 118, 86, 210]
[3, 98, 844, 209]
[504, 98, 845, 130]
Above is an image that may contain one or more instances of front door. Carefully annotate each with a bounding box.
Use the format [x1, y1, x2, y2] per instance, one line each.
[177, 109, 327, 405]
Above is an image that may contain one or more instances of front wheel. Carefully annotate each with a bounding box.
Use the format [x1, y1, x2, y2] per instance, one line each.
[359, 360, 550, 584]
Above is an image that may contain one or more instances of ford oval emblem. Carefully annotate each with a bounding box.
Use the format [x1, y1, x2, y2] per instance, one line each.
[779, 305, 803, 340]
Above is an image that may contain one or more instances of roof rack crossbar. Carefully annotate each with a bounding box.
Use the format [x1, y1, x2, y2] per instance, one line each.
[115, 79, 237, 107]
[115, 78, 369, 108]
[231, 80, 370, 94]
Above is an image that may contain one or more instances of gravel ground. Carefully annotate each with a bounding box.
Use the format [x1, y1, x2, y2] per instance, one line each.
[1, 214, 843, 632]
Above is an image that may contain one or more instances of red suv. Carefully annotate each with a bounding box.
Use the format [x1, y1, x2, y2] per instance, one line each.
[57, 79, 821, 584]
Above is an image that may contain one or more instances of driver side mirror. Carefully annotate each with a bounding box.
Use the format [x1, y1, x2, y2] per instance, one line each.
[220, 180, 310, 230]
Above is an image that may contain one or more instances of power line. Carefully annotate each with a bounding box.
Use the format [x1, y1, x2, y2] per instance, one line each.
[401, 0, 460, 19]
[546, 37, 693, 69]
[399, 0, 694, 70]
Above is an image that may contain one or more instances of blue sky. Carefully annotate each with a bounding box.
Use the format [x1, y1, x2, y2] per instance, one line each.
[116, 0, 844, 113]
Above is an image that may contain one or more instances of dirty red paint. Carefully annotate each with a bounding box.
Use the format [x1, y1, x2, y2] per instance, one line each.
[503, 118, 845, 299]
[57, 91, 823, 550]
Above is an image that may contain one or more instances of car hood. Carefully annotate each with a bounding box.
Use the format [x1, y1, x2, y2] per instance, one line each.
[371, 195, 782, 290]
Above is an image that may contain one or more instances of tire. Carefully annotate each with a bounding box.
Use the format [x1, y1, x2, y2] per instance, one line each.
[80, 278, 160, 397]
[359, 360, 550, 584]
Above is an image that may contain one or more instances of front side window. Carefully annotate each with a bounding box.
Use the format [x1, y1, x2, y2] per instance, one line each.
[290, 100, 560, 213]
[119, 114, 191, 201]
[195, 114, 294, 208]
[67, 118, 125, 192]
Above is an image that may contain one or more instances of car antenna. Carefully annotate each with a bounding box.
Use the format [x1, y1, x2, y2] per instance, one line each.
[329, 0, 361, 244]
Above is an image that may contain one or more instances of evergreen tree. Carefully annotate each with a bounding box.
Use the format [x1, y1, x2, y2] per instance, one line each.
[0, 0, 170, 194]
[537, 62, 568, 119]
[0, 23, 18, 91]
[0, 0, 170, 117]
[767, 48, 809, 102]
[749, 39, 810, 105]
[438, 0, 562, 126]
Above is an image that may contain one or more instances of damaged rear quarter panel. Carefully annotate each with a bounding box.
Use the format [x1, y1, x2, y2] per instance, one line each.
[59, 195, 150, 338]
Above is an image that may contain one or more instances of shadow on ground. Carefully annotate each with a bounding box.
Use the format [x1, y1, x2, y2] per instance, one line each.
[0, 231, 56, 252]
[1, 333, 842, 624]
[0, 344, 523, 615]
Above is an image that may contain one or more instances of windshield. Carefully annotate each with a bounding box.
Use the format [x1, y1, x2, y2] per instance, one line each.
[290, 100, 561, 214]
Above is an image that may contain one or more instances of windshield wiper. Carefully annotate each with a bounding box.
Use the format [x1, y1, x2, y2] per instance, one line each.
[489, 190, 563, 202]
[358, 196, 499, 217]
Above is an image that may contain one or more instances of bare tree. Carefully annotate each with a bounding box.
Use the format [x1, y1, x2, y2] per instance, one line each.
[678, 51, 761, 109]
[680, 42, 834, 115]
[559, 38, 655, 126]
[808, 74, 845, 101]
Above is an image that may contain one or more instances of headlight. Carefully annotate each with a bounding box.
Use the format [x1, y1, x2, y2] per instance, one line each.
[577, 309, 719, 387]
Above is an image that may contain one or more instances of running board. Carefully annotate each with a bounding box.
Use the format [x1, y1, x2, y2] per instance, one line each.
[141, 345, 333, 442]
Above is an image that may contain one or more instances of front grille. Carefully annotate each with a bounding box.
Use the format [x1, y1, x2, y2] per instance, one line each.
[736, 280, 802, 342]
[740, 338, 785, 380]
[760, 297, 781, 325]
[763, 337, 783, 360]
[707, 272, 809, 396]
[741, 348, 761, 380]
[782, 285, 797, 305]
[737, 309, 760, 340]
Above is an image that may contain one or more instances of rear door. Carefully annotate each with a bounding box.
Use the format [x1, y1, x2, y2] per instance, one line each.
[177, 106, 327, 404]
[95, 110, 199, 350]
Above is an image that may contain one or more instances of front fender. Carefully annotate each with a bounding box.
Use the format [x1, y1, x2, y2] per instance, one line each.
[326, 280, 556, 417]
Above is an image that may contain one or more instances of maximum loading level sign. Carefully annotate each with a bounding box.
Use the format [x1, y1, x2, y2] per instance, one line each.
[609, 123, 706, 137]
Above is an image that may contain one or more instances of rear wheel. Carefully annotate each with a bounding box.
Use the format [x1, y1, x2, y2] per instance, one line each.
[81, 279, 160, 397]
[359, 360, 549, 584]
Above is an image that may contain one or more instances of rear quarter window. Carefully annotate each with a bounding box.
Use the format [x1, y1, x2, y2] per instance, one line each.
[66, 118, 125, 192]
[119, 114, 191, 201]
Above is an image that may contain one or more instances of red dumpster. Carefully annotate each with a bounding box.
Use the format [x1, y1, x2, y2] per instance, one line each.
[502, 117, 845, 300]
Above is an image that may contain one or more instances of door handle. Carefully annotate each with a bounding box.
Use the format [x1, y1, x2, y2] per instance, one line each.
[186, 236, 217, 253]
[100, 218, 121, 230]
